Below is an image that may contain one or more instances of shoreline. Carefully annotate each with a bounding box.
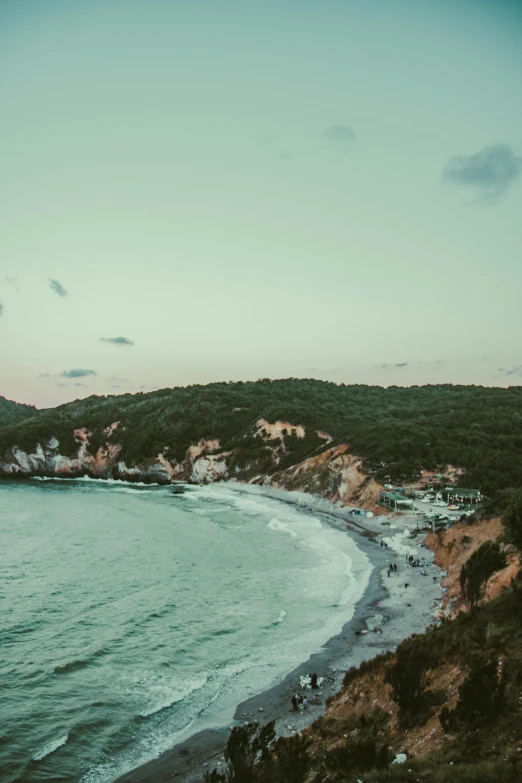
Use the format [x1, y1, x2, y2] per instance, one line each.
[112, 482, 444, 783]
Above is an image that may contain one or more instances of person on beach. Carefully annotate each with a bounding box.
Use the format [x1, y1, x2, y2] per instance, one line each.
[303, 697, 308, 710]
[404, 583, 409, 588]
[311, 673, 318, 689]
[291, 694, 298, 711]
[393, 563, 397, 572]
[387, 569, 390, 578]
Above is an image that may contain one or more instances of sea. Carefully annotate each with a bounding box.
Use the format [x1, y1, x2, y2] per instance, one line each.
[0, 478, 372, 783]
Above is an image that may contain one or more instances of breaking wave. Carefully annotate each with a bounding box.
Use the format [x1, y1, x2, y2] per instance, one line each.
[138, 674, 209, 718]
[32, 733, 68, 761]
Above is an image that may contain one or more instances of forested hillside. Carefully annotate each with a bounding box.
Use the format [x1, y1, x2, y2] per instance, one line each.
[0, 380, 521, 494]
[0, 396, 38, 428]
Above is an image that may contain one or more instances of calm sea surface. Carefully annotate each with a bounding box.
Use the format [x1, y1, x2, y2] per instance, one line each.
[0, 479, 371, 782]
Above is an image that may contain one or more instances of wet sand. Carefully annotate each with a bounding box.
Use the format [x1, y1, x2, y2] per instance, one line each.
[114, 485, 443, 783]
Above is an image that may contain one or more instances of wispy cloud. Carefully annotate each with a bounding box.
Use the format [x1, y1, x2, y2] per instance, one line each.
[322, 125, 355, 153]
[60, 368, 96, 378]
[73, 382, 88, 387]
[442, 143, 522, 204]
[38, 373, 51, 378]
[109, 376, 129, 384]
[49, 279, 69, 297]
[497, 365, 522, 377]
[100, 336, 134, 346]
[56, 382, 67, 387]
[380, 359, 444, 369]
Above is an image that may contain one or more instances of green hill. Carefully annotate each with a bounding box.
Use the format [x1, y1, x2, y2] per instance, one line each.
[0, 380, 521, 494]
[0, 396, 38, 428]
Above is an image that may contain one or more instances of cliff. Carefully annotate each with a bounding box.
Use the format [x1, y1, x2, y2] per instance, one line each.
[299, 585, 522, 782]
[0, 419, 383, 509]
[425, 516, 520, 617]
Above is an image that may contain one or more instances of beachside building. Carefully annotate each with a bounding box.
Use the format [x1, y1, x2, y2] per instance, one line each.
[378, 491, 414, 511]
[442, 487, 483, 507]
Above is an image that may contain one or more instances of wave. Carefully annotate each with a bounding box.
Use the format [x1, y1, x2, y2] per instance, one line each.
[32, 733, 68, 761]
[54, 659, 90, 675]
[268, 517, 297, 537]
[30, 475, 167, 488]
[111, 487, 157, 495]
[273, 609, 286, 624]
[138, 673, 208, 718]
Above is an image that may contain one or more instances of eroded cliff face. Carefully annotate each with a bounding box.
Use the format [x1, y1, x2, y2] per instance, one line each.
[0, 419, 383, 507]
[425, 517, 520, 617]
[264, 444, 382, 510]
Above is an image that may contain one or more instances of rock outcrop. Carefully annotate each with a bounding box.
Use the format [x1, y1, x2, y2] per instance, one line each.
[0, 419, 383, 508]
[425, 516, 520, 616]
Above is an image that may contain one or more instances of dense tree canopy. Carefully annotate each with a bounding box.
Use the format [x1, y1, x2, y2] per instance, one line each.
[460, 542, 507, 610]
[0, 380, 521, 494]
[502, 489, 522, 559]
[0, 396, 37, 428]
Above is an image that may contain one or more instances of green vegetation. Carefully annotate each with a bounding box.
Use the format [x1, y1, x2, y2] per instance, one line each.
[204, 721, 311, 783]
[502, 489, 522, 560]
[459, 541, 507, 610]
[320, 587, 522, 782]
[0, 396, 38, 428]
[0, 380, 521, 493]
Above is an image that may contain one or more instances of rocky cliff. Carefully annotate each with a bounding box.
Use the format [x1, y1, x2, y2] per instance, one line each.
[425, 516, 520, 617]
[0, 419, 383, 509]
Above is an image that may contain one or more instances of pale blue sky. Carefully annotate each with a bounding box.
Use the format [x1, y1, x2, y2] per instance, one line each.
[1, 0, 521, 407]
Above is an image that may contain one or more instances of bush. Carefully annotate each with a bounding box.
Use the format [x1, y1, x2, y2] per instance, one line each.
[460, 541, 507, 610]
[324, 736, 392, 774]
[439, 657, 505, 731]
[502, 489, 522, 560]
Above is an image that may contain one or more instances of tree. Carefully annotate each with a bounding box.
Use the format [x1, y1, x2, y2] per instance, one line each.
[460, 541, 507, 610]
[502, 489, 522, 560]
[204, 721, 276, 783]
[272, 734, 311, 783]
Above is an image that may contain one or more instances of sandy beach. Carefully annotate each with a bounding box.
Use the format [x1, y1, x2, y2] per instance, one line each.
[114, 483, 444, 783]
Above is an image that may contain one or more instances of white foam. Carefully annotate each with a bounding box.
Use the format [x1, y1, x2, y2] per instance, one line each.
[30, 475, 158, 488]
[32, 733, 68, 761]
[274, 609, 287, 624]
[268, 517, 297, 537]
[136, 673, 208, 718]
[112, 488, 157, 495]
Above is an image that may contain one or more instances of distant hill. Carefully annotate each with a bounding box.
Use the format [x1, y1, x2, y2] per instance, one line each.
[0, 396, 38, 428]
[0, 380, 521, 496]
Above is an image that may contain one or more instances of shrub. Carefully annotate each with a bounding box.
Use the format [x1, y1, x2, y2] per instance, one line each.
[502, 489, 522, 560]
[460, 541, 507, 610]
[439, 657, 505, 732]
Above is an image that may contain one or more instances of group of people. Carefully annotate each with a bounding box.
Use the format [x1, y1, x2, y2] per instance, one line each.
[386, 562, 398, 577]
[291, 693, 308, 711]
[406, 554, 428, 576]
[291, 672, 319, 711]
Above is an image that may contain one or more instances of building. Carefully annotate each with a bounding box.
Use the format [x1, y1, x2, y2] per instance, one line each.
[442, 488, 482, 507]
[378, 491, 414, 511]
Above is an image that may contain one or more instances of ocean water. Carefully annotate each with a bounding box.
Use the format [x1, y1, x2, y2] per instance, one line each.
[0, 479, 371, 783]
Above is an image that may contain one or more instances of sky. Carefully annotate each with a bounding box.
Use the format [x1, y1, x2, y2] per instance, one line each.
[1, 0, 521, 408]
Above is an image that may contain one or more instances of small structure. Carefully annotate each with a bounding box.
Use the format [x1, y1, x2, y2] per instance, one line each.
[442, 488, 482, 507]
[378, 491, 414, 511]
